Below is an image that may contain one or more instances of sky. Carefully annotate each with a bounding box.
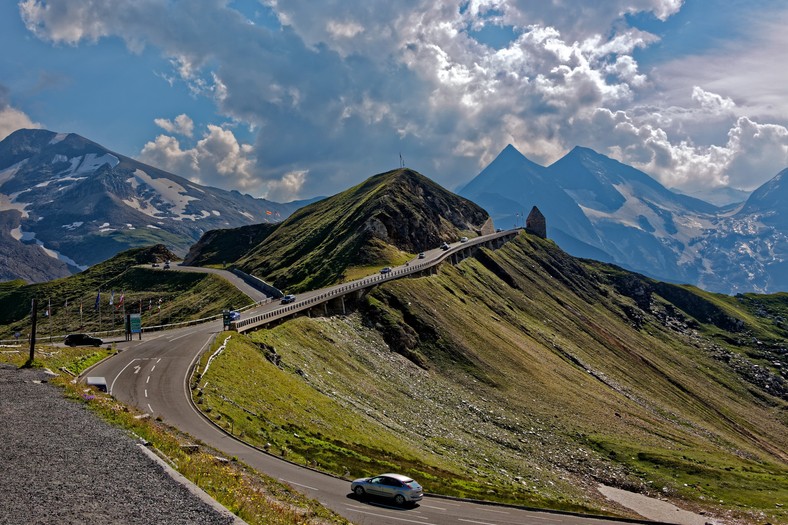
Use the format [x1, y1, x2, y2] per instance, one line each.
[2, 0, 788, 202]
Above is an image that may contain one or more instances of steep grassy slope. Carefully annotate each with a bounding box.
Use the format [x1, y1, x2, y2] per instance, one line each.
[196, 233, 787, 523]
[182, 223, 279, 267]
[0, 245, 253, 339]
[231, 168, 490, 292]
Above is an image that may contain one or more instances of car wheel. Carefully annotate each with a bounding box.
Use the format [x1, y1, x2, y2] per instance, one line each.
[394, 494, 406, 506]
[354, 486, 365, 498]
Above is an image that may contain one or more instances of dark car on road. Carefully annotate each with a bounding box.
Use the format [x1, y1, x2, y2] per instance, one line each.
[379, 267, 392, 274]
[64, 333, 103, 347]
[281, 294, 296, 304]
[351, 473, 423, 506]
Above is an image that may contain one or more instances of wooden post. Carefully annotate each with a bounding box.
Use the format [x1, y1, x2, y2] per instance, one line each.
[29, 299, 38, 364]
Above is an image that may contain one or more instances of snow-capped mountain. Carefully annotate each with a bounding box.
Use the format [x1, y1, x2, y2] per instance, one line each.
[458, 145, 612, 262]
[461, 144, 788, 294]
[0, 129, 305, 282]
[708, 168, 788, 293]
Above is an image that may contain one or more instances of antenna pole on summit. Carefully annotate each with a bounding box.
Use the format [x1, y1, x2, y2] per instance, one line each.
[399, 153, 404, 168]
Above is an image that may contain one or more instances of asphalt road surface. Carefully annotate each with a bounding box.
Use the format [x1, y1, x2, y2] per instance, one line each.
[87, 231, 644, 525]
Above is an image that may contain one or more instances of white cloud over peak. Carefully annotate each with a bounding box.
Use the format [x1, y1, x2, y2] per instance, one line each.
[139, 124, 259, 192]
[265, 170, 308, 202]
[0, 85, 40, 140]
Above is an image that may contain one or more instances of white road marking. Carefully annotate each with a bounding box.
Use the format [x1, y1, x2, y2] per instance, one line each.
[344, 506, 435, 524]
[419, 504, 447, 510]
[133, 365, 141, 374]
[526, 516, 564, 522]
[156, 358, 161, 363]
[279, 479, 318, 491]
[147, 404, 153, 413]
[458, 519, 497, 525]
[109, 358, 140, 395]
[151, 365, 156, 372]
[146, 376, 150, 384]
[482, 508, 510, 514]
[169, 332, 194, 341]
[144, 389, 148, 398]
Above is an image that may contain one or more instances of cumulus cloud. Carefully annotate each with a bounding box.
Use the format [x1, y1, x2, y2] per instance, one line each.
[691, 86, 735, 115]
[154, 114, 194, 137]
[266, 170, 308, 202]
[139, 124, 260, 191]
[0, 85, 40, 140]
[571, 107, 788, 191]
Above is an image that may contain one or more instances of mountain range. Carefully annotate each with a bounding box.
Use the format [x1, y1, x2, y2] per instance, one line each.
[1, 159, 786, 523]
[0, 129, 309, 283]
[460, 145, 788, 294]
[5, 126, 788, 296]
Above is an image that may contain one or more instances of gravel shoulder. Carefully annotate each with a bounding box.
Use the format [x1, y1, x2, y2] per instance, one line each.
[0, 365, 238, 525]
[598, 484, 712, 525]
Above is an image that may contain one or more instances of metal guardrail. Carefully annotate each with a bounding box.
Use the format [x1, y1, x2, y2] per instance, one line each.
[232, 229, 520, 333]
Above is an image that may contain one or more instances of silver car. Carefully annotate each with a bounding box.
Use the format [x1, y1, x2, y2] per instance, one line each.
[351, 473, 423, 506]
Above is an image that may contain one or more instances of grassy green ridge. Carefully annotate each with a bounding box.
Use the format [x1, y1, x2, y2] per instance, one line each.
[231, 168, 489, 292]
[0, 245, 253, 339]
[196, 232, 787, 523]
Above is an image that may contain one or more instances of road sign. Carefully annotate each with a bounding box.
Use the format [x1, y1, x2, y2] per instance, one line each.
[130, 313, 142, 334]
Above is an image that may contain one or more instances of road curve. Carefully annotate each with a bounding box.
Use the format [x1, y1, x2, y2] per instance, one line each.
[87, 231, 641, 525]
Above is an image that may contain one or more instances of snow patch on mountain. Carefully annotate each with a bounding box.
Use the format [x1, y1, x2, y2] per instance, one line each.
[75, 153, 119, 174]
[48, 132, 68, 145]
[124, 169, 199, 219]
[0, 159, 27, 185]
[16, 228, 87, 270]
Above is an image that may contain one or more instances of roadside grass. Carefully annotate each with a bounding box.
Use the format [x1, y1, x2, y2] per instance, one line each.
[1, 343, 115, 374]
[0, 346, 349, 525]
[192, 328, 606, 515]
[588, 437, 788, 519]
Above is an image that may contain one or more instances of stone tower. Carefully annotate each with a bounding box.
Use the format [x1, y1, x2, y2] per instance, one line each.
[525, 206, 546, 239]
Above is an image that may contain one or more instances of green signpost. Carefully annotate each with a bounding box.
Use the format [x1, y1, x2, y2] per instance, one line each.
[126, 313, 142, 340]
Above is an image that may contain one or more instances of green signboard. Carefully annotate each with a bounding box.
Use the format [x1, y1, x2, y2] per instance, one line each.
[130, 313, 142, 334]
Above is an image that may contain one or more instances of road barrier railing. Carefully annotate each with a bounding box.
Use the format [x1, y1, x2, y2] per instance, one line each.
[233, 229, 520, 333]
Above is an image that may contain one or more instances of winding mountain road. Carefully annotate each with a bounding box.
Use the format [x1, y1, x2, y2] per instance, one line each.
[86, 231, 640, 525]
